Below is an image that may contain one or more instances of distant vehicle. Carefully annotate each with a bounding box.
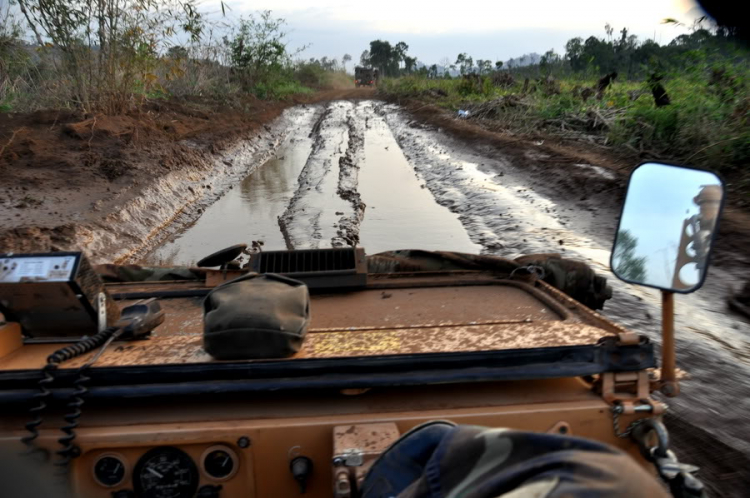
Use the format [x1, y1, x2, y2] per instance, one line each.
[355, 66, 375, 87]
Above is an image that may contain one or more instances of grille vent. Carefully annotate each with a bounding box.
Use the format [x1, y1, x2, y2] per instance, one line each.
[250, 248, 366, 289]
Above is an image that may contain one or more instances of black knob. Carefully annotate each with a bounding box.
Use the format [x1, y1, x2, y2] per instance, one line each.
[197, 484, 223, 498]
[290, 456, 313, 494]
[111, 491, 135, 498]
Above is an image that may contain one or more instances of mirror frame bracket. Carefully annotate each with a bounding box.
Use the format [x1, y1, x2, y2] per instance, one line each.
[611, 161, 726, 399]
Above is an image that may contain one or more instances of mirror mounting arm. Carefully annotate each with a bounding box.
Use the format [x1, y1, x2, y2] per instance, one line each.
[659, 291, 680, 397]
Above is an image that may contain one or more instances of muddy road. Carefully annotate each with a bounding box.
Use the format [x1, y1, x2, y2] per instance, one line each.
[138, 99, 749, 493]
[145, 101, 479, 264]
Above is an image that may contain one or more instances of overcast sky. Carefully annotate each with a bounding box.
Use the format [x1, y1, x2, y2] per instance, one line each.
[216, 0, 705, 66]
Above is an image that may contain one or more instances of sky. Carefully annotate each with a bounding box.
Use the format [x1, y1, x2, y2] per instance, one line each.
[213, 0, 707, 66]
[615, 163, 722, 291]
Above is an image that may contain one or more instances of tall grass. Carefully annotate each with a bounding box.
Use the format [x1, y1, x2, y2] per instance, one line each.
[0, 5, 348, 114]
[380, 69, 749, 184]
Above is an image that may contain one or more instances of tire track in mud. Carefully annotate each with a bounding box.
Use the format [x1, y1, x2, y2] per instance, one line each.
[377, 102, 574, 256]
[334, 107, 367, 247]
[278, 101, 367, 249]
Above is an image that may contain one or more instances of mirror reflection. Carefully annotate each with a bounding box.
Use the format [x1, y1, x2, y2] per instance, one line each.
[612, 162, 724, 293]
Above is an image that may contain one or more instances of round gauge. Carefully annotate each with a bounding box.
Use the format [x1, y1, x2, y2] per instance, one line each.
[93, 454, 127, 487]
[201, 445, 238, 480]
[134, 447, 199, 498]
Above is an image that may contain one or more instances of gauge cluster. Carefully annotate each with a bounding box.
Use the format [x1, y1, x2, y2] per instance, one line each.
[134, 447, 199, 498]
[86, 443, 243, 498]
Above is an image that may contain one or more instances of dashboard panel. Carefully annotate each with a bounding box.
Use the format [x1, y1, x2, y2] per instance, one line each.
[39, 377, 647, 498]
[76, 438, 255, 498]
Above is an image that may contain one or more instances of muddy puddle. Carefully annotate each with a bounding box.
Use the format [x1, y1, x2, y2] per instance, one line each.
[144, 106, 321, 265]
[144, 100, 477, 264]
[358, 102, 479, 253]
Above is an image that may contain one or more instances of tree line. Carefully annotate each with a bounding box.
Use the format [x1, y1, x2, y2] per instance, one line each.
[362, 20, 746, 82]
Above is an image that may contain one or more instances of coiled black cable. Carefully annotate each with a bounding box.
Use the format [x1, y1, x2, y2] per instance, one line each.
[55, 367, 89, 466]
[21, 362, 57, 460]
[22, 326, 119, 462]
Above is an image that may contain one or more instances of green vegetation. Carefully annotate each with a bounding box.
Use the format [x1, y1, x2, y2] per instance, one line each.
[359, 40, 414, 77]
[0, 3, 348, 113]
[378, 24, 749, 191]
[613, 230, 648, 282]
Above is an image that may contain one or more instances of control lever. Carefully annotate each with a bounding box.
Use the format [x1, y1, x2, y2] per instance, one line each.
[290, 456, 313, 493]
[197, 484, 223, 498]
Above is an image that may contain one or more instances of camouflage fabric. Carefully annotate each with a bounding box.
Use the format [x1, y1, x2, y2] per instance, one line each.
[94, 264, 201, 282]
[368, 250, 612, 310]
[361, 422, 670, 498]
[515, 253, 612, 310]
[367, 250, 520, 274]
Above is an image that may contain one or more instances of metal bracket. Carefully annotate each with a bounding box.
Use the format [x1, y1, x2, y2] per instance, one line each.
[335, 449, 364, 467]
[597, 335, 656, 372]
[601, 370, 663, 413]
[600, 370, 666, 438]
[615, 332, 641, 346]
[332, 423, 400, 498]
[97, 292, 107, 332]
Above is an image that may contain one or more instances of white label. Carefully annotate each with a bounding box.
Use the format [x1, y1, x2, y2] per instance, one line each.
[19, 260, 47, 278]
[0, 255, 77, 283]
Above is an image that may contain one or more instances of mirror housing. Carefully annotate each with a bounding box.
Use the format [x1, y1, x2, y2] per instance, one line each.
[611, 162, 725, 293]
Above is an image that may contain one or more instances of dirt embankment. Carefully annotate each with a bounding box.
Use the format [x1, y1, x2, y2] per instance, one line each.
[0, 89, 374, 262]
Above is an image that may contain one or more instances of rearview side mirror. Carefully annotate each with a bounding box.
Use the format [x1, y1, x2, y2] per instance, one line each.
[611, 162, 725, 293]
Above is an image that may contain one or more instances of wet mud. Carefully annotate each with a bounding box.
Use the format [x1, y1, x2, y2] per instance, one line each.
[126, 98, 750, 495]
[144, 105, 322, 264]
[148, 100, 477, 262]
[278, 101, 356, 249]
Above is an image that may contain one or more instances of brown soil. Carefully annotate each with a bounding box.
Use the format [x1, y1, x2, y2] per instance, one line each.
[0, 89, 374, 259]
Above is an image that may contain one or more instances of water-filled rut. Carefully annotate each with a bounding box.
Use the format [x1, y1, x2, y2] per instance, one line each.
[144, 100, 476, 263]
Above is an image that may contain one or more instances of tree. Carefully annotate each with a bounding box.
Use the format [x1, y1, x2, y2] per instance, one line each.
[613, 230, 648, 282]
[14, 0, 205, 112]
[439, 57, 451, 74]
[167, 46, 189, 60]
[477, 59, 492, 74]
[403, 56, 417, 73]
[342, 53, 352, 71]
[228, 11, 289, 86]
[455, 52, 473, 75]
[539, 49, 560, 75]
[360, 50, 370, 67]
[369, 40, 394, 75]
[494, 60, 503, 70]
[394, 41, 409, 67]
[368, 39, 410, 76]
[564, 37, 586, 71]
